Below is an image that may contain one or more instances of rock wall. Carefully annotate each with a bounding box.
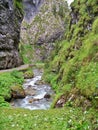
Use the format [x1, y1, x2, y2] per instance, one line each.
[21, 0, 69, 62]
[0, 0, 23, 69]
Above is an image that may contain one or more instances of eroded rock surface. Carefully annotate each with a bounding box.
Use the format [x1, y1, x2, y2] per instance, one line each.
[0, 0, 23, 69]
[21, 0, 69, 61]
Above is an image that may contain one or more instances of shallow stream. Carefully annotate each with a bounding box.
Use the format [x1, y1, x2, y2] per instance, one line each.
[11, 69, 54, 110]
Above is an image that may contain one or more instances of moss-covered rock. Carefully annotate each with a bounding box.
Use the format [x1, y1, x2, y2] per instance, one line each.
[23, 69, 34, 79]
[11, 85, 25, 99]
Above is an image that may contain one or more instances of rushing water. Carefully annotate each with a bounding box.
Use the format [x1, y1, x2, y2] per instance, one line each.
[11, 69, 54, 110]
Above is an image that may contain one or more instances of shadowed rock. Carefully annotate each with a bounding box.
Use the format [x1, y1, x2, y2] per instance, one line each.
[0, 0, 23, 69]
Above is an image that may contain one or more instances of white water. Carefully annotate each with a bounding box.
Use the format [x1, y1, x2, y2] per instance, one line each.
[11, 69, 54, 110]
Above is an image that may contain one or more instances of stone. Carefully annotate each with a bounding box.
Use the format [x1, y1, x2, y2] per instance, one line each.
[35, 80, 44, 85]
[0, 0, 23, 69]
[29, 98, 39, 103]
[21, 0, 69, 62]
[23, 70, 34, 79]
[11, 85, 26, 99]
[25, 87, 36, 96]
[44, 93, 51, 99]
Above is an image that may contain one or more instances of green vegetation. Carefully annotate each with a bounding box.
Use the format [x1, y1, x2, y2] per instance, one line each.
[0, 0, 98, 129]
[19, 44, 33, 64]
[0, 70, 24, 106]
[13, 0, 23, 14]
[92, 17, 98, 34]
[44, 0, 98, 110]
[0, 107, 97, 130]
[42, 1, 98, 128]
[23, 68, 34, 79]
[0, 96, 10, 108]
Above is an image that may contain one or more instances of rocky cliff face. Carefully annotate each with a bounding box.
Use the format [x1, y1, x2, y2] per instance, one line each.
[0, 0, 23, 69]
[21, 0, 69, 62]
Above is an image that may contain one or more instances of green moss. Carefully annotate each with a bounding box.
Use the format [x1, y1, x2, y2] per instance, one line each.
[13, 0, 23, 14]
[92, 18, 98, 34]
[23, 69, 34, 79]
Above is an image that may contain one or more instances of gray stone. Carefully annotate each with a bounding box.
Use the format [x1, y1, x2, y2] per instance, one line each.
[21, 0, 69, 61]
[0, 0, 23, 69]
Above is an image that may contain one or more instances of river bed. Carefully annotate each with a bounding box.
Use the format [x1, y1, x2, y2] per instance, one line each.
[11, 69, 54, 110]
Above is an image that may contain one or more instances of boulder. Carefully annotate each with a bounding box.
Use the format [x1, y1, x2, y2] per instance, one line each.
[23, 70, 34, 79]
[11, 85, 25, 99]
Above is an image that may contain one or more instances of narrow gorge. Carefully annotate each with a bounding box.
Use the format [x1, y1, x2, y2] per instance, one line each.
[0, 0, 98, 130]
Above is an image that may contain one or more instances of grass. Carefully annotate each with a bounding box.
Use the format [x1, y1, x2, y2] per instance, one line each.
[0, 107, 97, 130]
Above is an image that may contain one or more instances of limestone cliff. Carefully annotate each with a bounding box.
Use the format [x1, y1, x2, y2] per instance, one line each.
[0, 0, 23, 69]
[20, 0, 69, 62]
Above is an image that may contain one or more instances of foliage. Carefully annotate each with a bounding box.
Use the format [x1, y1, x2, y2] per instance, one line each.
[92, 17, 98, 34]
[44, 0, 98, 109]
[0, 70, 24, 100]
[13, 0, 23, 14]
[19, 44, 33, 64]
[0, 107, 97, 130]
[0, 96, 10, 108]
[68, 0, 98, 40]
[0, 0, 98, 129]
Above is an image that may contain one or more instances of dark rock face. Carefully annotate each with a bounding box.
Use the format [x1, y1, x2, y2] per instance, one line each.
[0, 0, 23, 69]
[23, 0, 44, 22]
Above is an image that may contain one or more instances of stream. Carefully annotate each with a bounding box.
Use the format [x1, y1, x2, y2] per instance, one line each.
[11, 69, 54, 110]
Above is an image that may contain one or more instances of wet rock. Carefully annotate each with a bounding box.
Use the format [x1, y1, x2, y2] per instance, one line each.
[0, 0, 23, 69]
[44, 93, 51, 99]
[56, 98, 65, 107]
[11, 85, 26, 99]
[35, 80, 44, 85]
[28, 85, 33, 88]
[25, 87, 36, 96]
[29, 98, 39, 103]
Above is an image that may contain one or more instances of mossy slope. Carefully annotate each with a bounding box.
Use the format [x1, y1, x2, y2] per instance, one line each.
[44, 0, 98, 109]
